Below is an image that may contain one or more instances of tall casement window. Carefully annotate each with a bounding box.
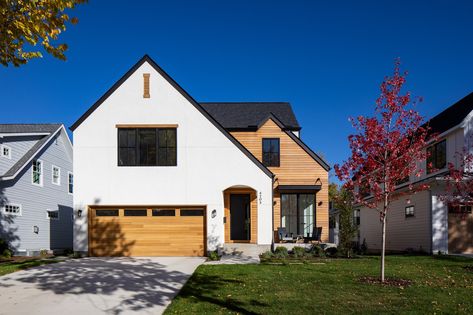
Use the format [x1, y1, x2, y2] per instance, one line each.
[32, 160, 43, 185]
[427, 139, 446, 174]
[262, 138, 280, 167]
[118, 128, 177, 166]
[280, 193, 315, 238]
[68, 172, 74, 194]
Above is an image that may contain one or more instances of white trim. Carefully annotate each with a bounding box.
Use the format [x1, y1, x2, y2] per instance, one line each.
[2, 203, 22, 216]
[46, 209, 60, 221]
[0, 126, 63, 181]
[0, 132, 50, 138]
[52, 165, 61, 186]
[0, 144, 11, 159]
[32, 159, 43, 186]
[67, 171, 73, 195]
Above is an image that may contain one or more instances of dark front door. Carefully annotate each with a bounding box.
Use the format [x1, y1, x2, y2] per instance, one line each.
[230, 194, 250, 241]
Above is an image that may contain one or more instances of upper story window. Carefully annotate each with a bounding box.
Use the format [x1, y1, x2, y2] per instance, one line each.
[32, 160, 43, 186]
[405, 205, 415, 218]
[427, 139, 446, 174]
[262, 138, 280, 167]
[1, 145, 11, 159]
[68, 172, 73, 194]
[2, 204, 21, 216]
[118, 128, 177, 166]
[52, 166, 61, 185]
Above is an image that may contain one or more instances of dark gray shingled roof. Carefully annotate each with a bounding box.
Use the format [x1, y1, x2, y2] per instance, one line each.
[426, 92, 473, 135]
[200, 102, 301, 131]
[0, 124, 62, 180]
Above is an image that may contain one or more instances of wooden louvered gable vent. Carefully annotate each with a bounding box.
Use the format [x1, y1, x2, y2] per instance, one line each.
[143, 73, 150, 98]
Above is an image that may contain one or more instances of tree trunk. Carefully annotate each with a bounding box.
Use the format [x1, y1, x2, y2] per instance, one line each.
[380, 200, 388, 282]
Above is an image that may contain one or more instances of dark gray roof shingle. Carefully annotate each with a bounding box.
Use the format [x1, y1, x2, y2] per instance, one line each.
[0, 124, 62, 180]
[427, 92, 473, 135]
[200, 102, 300, 130]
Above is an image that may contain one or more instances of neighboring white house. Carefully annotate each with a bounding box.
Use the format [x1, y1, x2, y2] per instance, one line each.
[359, 92, 473, 254]
[0, 124, 73, 256]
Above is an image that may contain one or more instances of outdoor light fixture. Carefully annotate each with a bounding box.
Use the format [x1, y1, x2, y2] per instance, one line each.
[77, 209, 83, 217]
[33, 225, 39, 234]
[211, 209, 217, 218]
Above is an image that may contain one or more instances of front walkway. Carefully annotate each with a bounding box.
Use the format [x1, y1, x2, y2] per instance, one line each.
[0, 257, 205, 315]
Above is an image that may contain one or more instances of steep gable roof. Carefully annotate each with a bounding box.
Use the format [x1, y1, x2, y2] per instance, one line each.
[70, 55, 273, 178]
[200, 102, 300, 131]
[426, 91, 473, 135]
[260, 113, 330, 171]
[0, 124, 66, 181]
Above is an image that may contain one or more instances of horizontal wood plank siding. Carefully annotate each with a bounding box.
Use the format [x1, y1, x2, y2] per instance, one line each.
[231, 119, 329, 242]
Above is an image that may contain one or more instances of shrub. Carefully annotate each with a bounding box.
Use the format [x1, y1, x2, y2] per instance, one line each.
[207, 251, 220, 261]
[63, 248, 74, 256]
[325, 246, 338, 258]
[292, 246, 307, 258]
[309, 245, 325, 258]
[39, 249, 48, 257]
[2, 248, 12, 259]
[274, 246, 289, 258]
[360, 238, 368, 255]
[260, 250, 274, 260]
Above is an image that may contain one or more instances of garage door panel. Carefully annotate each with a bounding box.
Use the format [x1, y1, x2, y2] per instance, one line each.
[89, 207, 205, 256]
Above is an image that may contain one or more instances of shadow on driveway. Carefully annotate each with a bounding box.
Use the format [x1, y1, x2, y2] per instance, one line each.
[0, 257, 205, 315]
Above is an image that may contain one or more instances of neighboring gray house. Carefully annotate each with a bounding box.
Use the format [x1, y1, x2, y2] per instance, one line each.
[0, 124, 73, 256]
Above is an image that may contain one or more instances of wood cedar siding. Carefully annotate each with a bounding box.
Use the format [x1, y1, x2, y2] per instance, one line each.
[448, 212, 473, 254]
[230, 119, 329, 242]
[223, 188, 258, 244]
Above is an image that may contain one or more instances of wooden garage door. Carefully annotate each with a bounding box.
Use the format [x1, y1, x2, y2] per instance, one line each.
[448, 211, 473, 254]
[89, 207, 206, 256]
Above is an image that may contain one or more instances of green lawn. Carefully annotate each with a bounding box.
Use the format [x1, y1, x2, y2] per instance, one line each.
[166, 255, 473, 314]
[0, 257, 58, 276]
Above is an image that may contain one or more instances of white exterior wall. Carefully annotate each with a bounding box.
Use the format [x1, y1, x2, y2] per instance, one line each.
[73, 61, 273, 252]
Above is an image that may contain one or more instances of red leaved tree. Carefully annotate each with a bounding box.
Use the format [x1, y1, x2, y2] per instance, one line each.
[440, 147, 473, 210]
[334, 60, 430, 282]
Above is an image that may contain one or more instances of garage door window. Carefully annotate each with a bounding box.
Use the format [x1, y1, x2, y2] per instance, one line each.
[181, 209, 204, 216]
[152, 209, 175, 216]
[96, 209, 119, 216]
[124, 209, 147, 216]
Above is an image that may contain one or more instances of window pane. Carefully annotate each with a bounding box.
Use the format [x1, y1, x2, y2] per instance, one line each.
[299, 194, 315, 237]
[426, 146, 434, 174]
[152, 209, 176, 216]
[158, 129, 177, 166]
[180, 209, 204, 216]
[118, 129, 137, 166]
[436, 140, 446, 169]
[263, 139, 271, 153]
[281, 194, 298, 236]
[138, 129, 157, 165]
[124, 209, 147, 216]
[96, 209, 119, 216]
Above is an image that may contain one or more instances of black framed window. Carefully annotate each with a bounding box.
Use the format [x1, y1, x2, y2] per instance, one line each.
[280, 194, 315, 237]
[448, 204, 472, 214]
[96, 209, 119, 216]
[158, 129, 177, 166]
[124, 209, 147, 216]
[118, 128, 177, 166]
[427, 140, 446, 174]
[405, 206, 415, 218]
[180, 209, 204, 216]
[353, 209, 361, 225]
[152, 209, 175, 216]
[262, 138, 280, 167]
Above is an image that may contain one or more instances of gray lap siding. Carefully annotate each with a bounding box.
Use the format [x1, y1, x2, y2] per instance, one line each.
[0, 133, 73, 253]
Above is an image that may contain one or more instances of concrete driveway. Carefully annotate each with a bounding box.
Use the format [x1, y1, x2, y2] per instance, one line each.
[0, 257, 205, 315]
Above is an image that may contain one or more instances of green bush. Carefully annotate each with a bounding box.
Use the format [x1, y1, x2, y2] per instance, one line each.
[260, 250, 274, 260]
[207, 251, 220, 261]
[39, 249, 48, 257]
[63, 248, 74, 256]
[292, 246, 307, 258]
[309, 245, 325, 258]
[325, 246, 338, 258]
[274, 246, 289, 258]
[2, 248, 12, 258]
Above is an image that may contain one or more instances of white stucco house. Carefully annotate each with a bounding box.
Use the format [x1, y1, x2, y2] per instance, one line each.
[71, 55, 330, 256]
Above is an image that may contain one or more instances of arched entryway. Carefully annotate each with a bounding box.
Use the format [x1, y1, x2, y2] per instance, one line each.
[223, 186, 258, 244]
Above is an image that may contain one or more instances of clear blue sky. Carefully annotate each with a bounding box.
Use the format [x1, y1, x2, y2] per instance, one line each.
[2, 1, 473, 181]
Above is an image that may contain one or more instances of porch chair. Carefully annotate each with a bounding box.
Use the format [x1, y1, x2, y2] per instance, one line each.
[278, 227, 295, 243]
[312, 227, 323, 243]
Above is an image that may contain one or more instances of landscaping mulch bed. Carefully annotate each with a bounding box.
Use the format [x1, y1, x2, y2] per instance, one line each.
[359, 276, 413, 287]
